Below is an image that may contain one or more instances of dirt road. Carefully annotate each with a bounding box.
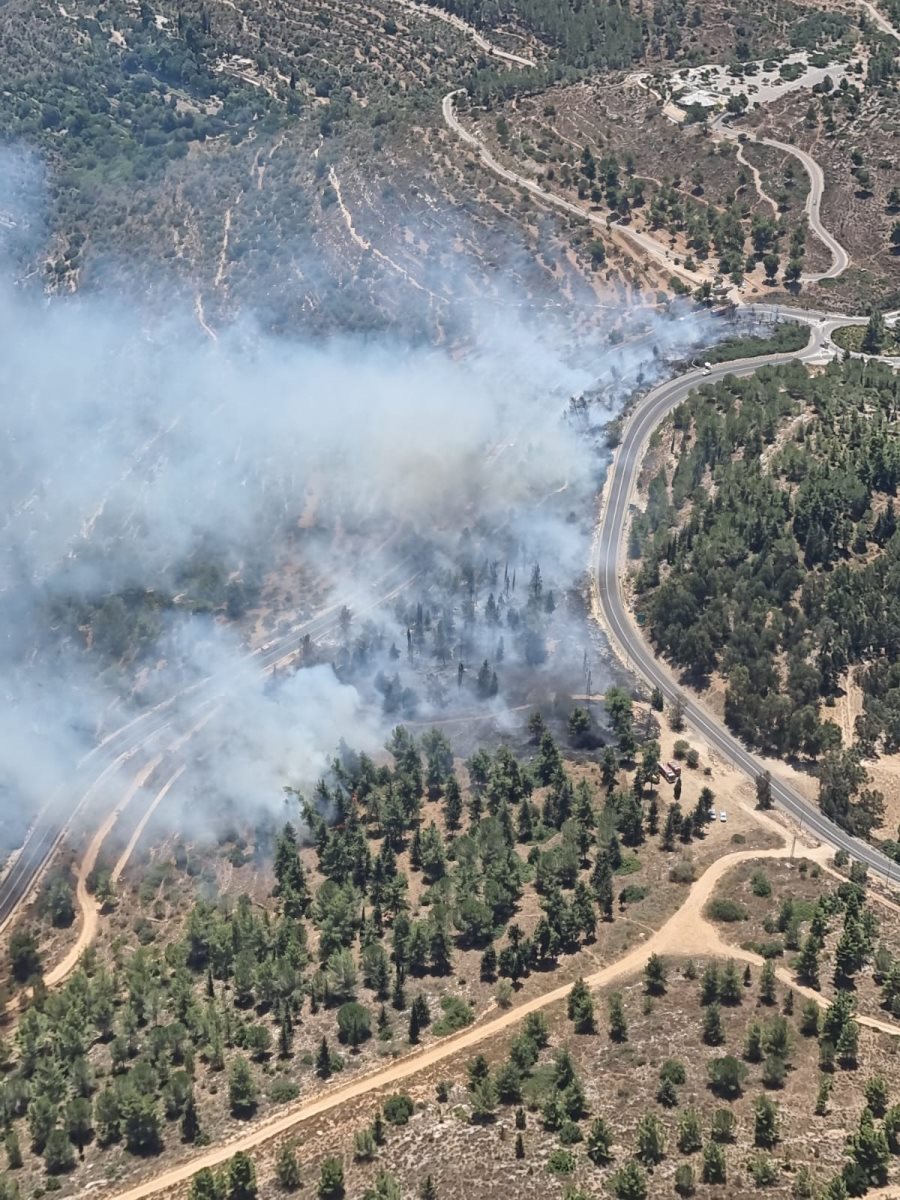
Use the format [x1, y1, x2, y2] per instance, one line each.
[96, 814, 900, 1200]
[44, 756, 161, 989]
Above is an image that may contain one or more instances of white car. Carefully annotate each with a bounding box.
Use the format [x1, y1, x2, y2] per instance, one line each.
[719, 810, 727, 822]
[708, 808, 717, 821]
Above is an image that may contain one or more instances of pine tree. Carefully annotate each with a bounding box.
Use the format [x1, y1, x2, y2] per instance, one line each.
[608, 992, 628, 1042]
[226, 1151, 257, 1200]
[316, 1037, 332, 1080]
[657, 1075, 679, 1107]
[228, 1056, 258, 1118]
[848, 1107, 890, 1187]
[702, 1141, 727, 1184]
[586, 1116, 614, 1165]
[567, 977, 595, 1033]
[635, 1113, 665, 1165]
[719, 961, 742, 1006]
[758, 959, 777, 1005]
[815, 1076, 832, 1116]
[181, 1091, 201, 1144]
[644, 954, 667, 996]
[276, 1144, 301, 1191]
[703, 1003, 725, 1046]
[514, 1132, 525, 1159]
[754, 1095, 780, 1149]
[278, 1007, 294, 1059]
[372, 1112, 386, 1145]
[4, 1129, 22, 1170]
[420, 1176, 437, 1200]
[676, 1109, 702, 1153]
[700, 963, 720, 1005]
[190, 1169, 221, 1200]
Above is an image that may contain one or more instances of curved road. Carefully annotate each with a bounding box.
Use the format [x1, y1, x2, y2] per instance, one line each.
[712, 119, 849, 283]
[591, 323, 898, 884]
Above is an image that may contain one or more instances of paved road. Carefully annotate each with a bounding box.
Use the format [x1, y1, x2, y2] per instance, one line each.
[592, 325, 898, 884]
[0, 562, 416, 932]
[710, 118, 848, 284]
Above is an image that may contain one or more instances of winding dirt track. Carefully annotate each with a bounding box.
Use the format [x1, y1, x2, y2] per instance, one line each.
[96, 808, 900, 1200]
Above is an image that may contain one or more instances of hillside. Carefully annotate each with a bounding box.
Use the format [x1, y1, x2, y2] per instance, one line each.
[630, 356, 900, 845]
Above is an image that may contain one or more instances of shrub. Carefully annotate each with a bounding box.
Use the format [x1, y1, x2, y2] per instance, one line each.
[708, 898, 749, 923]
[673, 740, 690, 760]
[559, 1120, 583, 1144]
[619, 884, 649, 905]
[547, 1148, 576, 1174]
[751, 871, 772, 897]
[675, 1164, 696, 1197]
[383, 1094, 414, 1126]
[660, 1059, 687, 1085]
[708, 1055, 748, 1098]
[669, 858, 698, 884]
[432, 995, 474, 1036]
[269, 1079, 300, 1104]
[749, 1154, 777, 1186]
[615, 855, 641, 876]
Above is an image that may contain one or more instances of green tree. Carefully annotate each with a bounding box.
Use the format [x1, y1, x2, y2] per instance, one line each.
[862, 309, 887, 354]
[567, 977, 595, 1033]
[66, 1096, 93, 1155]
[677, 1109, 703, 1153]
[703, 1003, 725, 1046]
[586, 1116, 614, 1165]
[610, 1160, 648, 1200]
[228, 1056, 258, 1118]
[318, 1158, 345, 1200]
[337, 1002, 371, 1050]
[755, 772, 773, 809]
[636, 1112, 665, 1165]
[847, 1107, 890, 1187]
[754, 1094, 780, 1148]
[225, 1152, 257, 1200]
[181, 1091, 201, 1144]
[43, 1127, 75, 1174]
[864, 1075, 889, 1118]
[276, 1144, 301, 1191]
[702, 1141, 727, 1183]
[675, 1163, 696, 1197]
[608, 992, 628, 1042]
[9, 930, 41, 984]
[644, 954, 667, 995]
[119, 1087, 162, 1155]
[708, 1056, 748, 1099]
[189, 1168, 220, 1200]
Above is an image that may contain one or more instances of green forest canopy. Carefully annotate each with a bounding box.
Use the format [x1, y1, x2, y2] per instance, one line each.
[632, 358, 900, 835]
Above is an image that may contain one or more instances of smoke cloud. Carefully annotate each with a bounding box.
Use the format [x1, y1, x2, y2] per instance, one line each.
[0, 146, 722, 850]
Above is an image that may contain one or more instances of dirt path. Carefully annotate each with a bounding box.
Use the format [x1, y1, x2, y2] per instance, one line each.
[110, 765, 185, 885]
[96, 810, 900, 1200]
[213, 208, 232, 290]
[44, 756, 161, 989]
[328, 167, 443, 302]
[390, 0, 534, 66]
[193, 294, 218, 341]
[735, 141, 779, 213]
[441, 92, 693, 293]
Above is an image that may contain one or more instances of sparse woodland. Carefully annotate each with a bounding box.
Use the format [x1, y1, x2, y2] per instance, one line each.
[0, 704, 744, 1196]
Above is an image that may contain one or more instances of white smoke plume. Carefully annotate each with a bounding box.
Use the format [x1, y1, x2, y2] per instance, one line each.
[0, 146, 723, 847]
